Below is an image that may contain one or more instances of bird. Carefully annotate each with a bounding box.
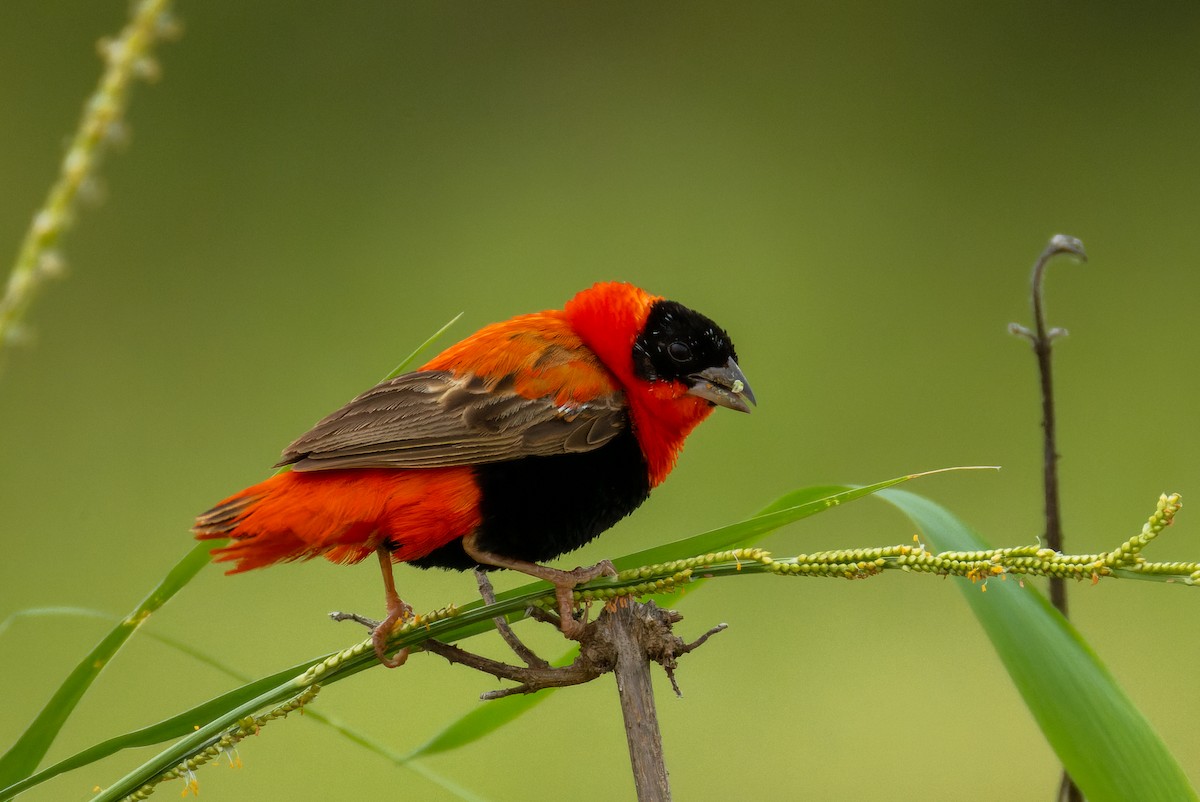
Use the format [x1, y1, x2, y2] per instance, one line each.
[193, 281, 753, 666]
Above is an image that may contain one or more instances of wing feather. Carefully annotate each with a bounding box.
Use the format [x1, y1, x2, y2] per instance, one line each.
[276, 369, 628, 471]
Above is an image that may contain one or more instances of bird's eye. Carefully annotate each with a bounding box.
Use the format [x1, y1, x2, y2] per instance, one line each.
[667, 341, 692, 363]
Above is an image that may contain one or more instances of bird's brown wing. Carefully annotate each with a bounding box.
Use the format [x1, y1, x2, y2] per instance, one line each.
[276, 370, 628, 471]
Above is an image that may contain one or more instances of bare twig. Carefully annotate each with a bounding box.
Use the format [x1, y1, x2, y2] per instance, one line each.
[328, 610, 381, 629]
[664, 622, 728, 696]
[423, 638, 603, 699]
[526, 605, 563, 627]
[678, 622, 727, 656]
[474, 570, 548, 668]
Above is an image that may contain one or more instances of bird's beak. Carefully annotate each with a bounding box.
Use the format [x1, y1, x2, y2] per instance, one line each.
[687, 358, 756, 413]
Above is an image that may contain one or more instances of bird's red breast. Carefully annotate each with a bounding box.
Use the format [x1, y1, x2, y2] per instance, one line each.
[194, 282, 752, 575]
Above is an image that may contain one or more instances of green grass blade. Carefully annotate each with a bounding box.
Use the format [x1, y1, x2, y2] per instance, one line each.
[404, 482, 895, 762]
[1, 606, 251, 681]
[10, 469, 981, 798]
[880, 488, 1197, 802]
[383, 312, 463, 380]
[0, 660, 317, 801]
[0, 608, 485, 801]
[86, 596, 543, 801]
[406, 468, 990, 761]
[401, 762, 492, 802]
[71, 473, 929, 791]
[0, 606, 113, 635]
[613, 467, 992, 571]
[0, 541, 214, 789]
[0, 314, 470, 796]
[9, 595, 550, 798]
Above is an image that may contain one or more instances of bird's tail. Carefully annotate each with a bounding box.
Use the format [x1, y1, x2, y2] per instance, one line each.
[194, 467, 484, 573]
[193, 472, 375, 573]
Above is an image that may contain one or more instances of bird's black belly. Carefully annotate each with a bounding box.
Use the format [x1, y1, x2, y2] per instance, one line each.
[408, 428, 651, 570]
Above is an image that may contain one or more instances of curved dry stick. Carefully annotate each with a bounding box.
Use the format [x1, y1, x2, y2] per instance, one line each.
[1009, 233, 1088, 802]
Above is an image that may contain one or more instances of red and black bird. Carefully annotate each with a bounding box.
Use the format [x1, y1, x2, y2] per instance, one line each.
[194, 282, 753, 665]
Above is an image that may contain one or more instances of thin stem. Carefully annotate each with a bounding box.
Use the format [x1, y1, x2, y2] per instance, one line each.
[0, 0, 177, 370]
[1012, 233, 1087, 802]
[1010, 235, 1086, 605]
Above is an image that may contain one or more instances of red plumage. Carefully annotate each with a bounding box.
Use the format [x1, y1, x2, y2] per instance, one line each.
[195, 468, 483, 571]
[194, 282, 752, 665]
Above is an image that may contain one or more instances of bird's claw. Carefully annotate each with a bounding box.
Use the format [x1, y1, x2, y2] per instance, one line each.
[548, 559, 617, 640]
[370, 606, 413, 669]
[557, 612, 588, 640]
[332, 602, 414, 668]
[372, 623, 410, 669]
[568, 559, 617, 584]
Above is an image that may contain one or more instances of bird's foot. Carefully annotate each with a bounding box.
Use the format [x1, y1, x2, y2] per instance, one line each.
[372, 595, 414, 668]
[570, 559, 618, 584]
[550, 559, 618, 640]
[331, 600, 413, 668]
[459, 535, 618, 643]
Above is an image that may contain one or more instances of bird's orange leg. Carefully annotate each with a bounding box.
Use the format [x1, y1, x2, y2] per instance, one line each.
[372, 546, 413, 668]
[461, 534, 616, 639]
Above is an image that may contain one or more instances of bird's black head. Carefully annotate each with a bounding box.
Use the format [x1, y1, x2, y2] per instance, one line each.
[632, 300, 755, 412]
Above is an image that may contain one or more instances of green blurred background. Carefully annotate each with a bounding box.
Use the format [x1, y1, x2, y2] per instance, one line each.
[2, 2, 1197, 799]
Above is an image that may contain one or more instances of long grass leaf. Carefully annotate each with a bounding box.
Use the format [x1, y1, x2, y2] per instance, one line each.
[0, 608, 484, 801]
[13, 469, 978, 798]
[0, 542, 213, 788]
[0, 660, 316, 801]
[404, 469, 990, 761]
[0, 314, 470, 795]
[383, 312, 463, 380]
[880, 488, 1197, 802]
[612, 467, 993, 571]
